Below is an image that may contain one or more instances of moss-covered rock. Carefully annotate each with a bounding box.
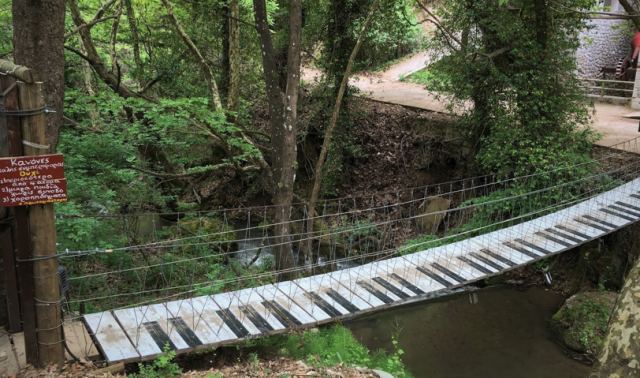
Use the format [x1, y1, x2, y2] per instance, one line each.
[550, 291, 617, 358]
[175, 217, 236, 254]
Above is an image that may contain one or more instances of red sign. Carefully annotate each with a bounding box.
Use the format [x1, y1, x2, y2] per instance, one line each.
[0, 154, 67, 207]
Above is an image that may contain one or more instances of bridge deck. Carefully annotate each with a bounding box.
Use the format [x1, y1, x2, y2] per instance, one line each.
[84, 178, 640, 363]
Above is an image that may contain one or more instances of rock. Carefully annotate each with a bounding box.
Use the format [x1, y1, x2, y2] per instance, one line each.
[592, 255, 640, 377]
[416, 196, 451, 233]
[550, 291, 618, 358]
[372, 369, 394, 378]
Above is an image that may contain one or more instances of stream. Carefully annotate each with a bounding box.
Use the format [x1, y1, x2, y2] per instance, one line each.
[346, 286, 591, 378]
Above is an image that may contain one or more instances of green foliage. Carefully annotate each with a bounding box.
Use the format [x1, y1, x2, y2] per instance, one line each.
[64, 213, 277, 311]
[252, 325, 412, 377]
[305, 0, 423, 76]
[402, 57, 454, 93]
[56, 88, 263, 250]
[357, 0, 425, 71]
[0, 0, 12, 56]
[429, 0, 598, 181]
[400, 233, 443, 255]
[133, 345, 182, 378]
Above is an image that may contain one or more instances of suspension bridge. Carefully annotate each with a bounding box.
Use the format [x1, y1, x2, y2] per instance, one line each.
[34, 137, 640, 365]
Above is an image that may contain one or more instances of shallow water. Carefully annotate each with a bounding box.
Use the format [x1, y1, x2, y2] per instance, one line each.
[346, 286, 591, 378]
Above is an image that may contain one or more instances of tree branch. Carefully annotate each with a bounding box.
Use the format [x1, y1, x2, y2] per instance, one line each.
[415, 0, 462, 50]
[67, 0, 153, 101]
[161, 0, 223, 111]
[618, 0, 640, 30]
[130, 163, 233, 178]
[110, 0, 124, 72]
[139, 74, 165, 94]
[64, 16, 118, 41]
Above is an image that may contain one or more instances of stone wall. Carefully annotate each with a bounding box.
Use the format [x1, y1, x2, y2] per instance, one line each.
[576, 18, 631, 78]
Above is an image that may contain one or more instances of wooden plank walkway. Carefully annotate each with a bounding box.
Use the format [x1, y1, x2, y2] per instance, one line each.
[84, 178, 640, 363]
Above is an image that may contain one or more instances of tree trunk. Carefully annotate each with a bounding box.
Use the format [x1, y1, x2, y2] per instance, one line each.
[253, 0, 302, 277]
[161, 0, 223, 111]
[12, 0, 65, 150]
[592, 256, 640, 377]
[305, 0, 379, 263]
[619, 0, 640, 31]
[227, 0, 241, 112]
[110, 0, 124, 72]
[124, 0, 143, 71]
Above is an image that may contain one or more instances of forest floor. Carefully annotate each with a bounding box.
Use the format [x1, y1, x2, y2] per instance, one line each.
[303, 52, 640, 154]
[13, 358, 380, 377]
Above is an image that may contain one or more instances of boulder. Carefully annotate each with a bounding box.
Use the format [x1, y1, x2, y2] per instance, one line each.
[416, 196, 451, 234]
[549, 291, 617, 358]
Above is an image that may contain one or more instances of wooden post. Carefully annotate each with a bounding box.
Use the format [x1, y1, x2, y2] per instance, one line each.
[1, 75, 40, 363]
[17, 81, 64, 367]
[0, 76, 22, 333]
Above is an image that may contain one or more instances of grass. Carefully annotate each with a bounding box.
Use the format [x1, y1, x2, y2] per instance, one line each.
[249, 325, 413, 377]
[401, 67, 452, 94]
[134, 325, 413, 377]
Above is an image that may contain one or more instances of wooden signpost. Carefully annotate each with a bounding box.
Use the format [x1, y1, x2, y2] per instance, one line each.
[0, 154, 67, 207]
[0, 61, 65, 367]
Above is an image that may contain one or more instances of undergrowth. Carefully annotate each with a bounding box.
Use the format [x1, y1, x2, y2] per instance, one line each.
[248, 325, 412, 377]
[132, 346, 182, 378]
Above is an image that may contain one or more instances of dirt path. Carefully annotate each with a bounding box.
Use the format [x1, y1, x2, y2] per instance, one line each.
[592, 103, 639, 152]
[303, 51, 640, 154]
[302, 51, 466, 115]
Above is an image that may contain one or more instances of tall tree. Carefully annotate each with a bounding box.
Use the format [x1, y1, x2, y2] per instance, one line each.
[424, 0, 593, 180]
[253, 0, 302, 275]
[305, 0, 380, 262]
[227, 0, 241, 113]
[161, 0, 223, 110]
[12, 0, 66, 150]
[124, 0, 143, 71]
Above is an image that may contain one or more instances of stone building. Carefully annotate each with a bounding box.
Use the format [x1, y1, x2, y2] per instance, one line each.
[576, 0, 632, 78]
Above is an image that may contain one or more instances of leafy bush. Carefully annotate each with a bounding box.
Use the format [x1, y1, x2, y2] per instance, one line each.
[252, 325, 412, 377]
[403, 58, 454, 93]
[132, 346, 182, 378]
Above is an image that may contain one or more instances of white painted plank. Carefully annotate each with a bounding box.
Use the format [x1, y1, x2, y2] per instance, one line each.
[561, 218, 605, 239]
[146, 304, 191, 350]
[165, 296, 235, 345]
[112, 307, 163, 358]
[377, 257, 447, 293]
[329, 268, 386, 307]
[222, 286, 286, 331]
[353, 263, 408, 301]
[366, 260, 420, 297]
[274, 280, 331, 322]
[188, 295, 238, 341]
[299, 274, 372, 311]
[211, 290, 261, 335]
[293, 276, 351, 315]
[463, 239, 520, 268]
[84, 311, 139, 363]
